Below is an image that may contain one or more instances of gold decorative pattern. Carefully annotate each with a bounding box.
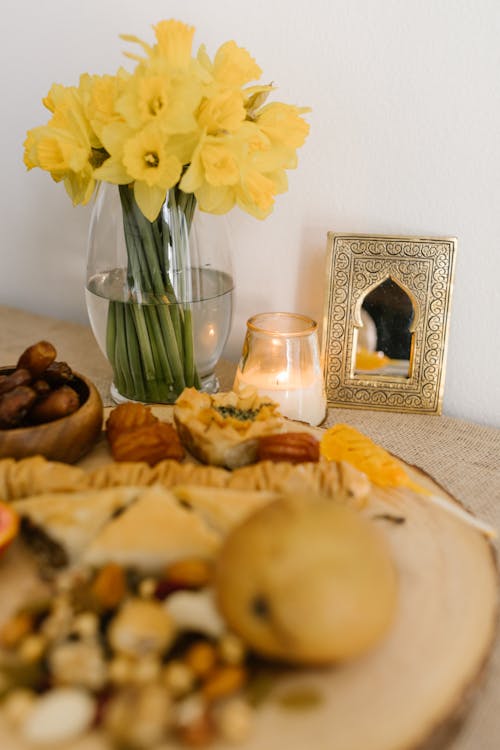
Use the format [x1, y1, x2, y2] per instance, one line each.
[322, 234, 457, 415]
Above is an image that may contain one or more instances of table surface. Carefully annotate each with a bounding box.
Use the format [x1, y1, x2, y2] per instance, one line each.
[1, 303, 499, 750]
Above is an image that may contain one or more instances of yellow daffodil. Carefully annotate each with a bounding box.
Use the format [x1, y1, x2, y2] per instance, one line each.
[180, 125, 286, 219]
[122, 19, 195, 70]
[122, 124, 184, 219]
[255, 102, 310, 158]
[80, 71, 129, 141]
[116, 59, 202, 135]
[236, 168, 276, 217]
[24, 83, 103, 205]
[25, 18, 310, 222]
[153, 19, 196, 69]
[210, 41, 262, 88]
[197, 89, 245, 134]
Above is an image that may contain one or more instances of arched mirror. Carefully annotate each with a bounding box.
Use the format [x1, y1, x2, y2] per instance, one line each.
[354, 278, 416, 379]
[322, 234, 456, 415]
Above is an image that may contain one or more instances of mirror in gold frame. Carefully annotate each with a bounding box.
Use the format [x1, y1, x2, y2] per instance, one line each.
[322, 233, 456, 414]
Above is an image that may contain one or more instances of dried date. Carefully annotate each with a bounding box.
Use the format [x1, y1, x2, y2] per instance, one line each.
[29, 385, 80, 424]
[44, 361, 74, 386]
[32, 379, 51, 397]
[0, 386, 38, 428]
[17, 341, 57, 378]
[0, 368, 32, 395]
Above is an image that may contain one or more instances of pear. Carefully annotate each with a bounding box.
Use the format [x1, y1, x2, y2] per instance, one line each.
[214, 494, 397, 665]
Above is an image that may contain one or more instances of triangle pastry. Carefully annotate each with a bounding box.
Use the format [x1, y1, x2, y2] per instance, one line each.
[82, 486, 219, 572]
[171, 485, 279, 535]
[14, 486, 141, 568]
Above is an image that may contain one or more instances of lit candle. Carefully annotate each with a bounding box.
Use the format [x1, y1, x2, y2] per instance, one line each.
[233, 312, 327, 426]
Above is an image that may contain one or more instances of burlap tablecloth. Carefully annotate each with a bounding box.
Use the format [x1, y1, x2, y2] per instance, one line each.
[1, 304, 499, 749]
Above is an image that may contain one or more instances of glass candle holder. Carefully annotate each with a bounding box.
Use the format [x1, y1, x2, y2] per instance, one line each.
[233, 312, 327, 426]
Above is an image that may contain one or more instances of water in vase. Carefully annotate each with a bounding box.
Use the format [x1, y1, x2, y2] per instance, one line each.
[85, 267, 233, 393]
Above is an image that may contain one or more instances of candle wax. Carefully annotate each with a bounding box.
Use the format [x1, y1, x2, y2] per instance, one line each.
[234, 368, 326, 426]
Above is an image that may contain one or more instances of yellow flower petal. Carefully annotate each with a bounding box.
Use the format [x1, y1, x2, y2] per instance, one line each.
[64, 169, 96, 205]
[197, 90, 245, 134]
[213, 41, 262, 87]
[120, 33, 154, 58]
[93, 156, 132, 185]
[196, 182, 235, 214]
[256, 102, 310, 149]
[179, 147, 204, 193]
[133, 181, 167, 221]
[153, 20, 195, 69]
[122, 125, 182, 188]
[236, 168, 276, 217]
[23, 129, 40, 170]
[200, 142, 240, 186]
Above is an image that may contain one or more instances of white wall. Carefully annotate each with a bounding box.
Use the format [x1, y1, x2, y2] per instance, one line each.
[2, 0, 499, 427]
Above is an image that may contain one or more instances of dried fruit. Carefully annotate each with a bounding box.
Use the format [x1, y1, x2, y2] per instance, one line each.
[17, 341, 57, 378]
[0, 386, 37, 427]
[320, 424, 423, 492]
[29, 385, 80, 423]
[0, 369, 32, 395]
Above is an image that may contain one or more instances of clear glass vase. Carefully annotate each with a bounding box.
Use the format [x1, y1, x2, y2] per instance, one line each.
[85, 183, 234, 404]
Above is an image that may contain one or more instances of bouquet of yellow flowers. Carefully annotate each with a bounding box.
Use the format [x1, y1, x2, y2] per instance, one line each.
[24, 20, 310, 403]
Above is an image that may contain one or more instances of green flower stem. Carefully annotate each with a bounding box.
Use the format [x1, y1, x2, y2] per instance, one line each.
[182, 307, 196, 387]
[114, 302, 135, 397]
[124, 305, 147, 402]
[108, 184, 201, 403]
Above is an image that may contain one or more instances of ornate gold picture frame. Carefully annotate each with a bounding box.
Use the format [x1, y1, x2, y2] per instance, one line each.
[322, 233, 456, 414]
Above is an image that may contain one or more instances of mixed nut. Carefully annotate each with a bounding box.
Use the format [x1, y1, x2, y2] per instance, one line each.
[0, 342, 81, 429]
[0, 559, 257, 748]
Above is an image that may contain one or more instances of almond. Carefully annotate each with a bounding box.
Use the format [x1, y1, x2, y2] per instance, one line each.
[257, 432, 320, 464]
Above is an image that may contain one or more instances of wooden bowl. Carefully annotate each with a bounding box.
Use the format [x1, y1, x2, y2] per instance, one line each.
[0, 370, 103, 464]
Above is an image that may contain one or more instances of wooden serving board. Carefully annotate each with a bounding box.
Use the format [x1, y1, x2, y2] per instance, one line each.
[0, 407, 497, 750]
